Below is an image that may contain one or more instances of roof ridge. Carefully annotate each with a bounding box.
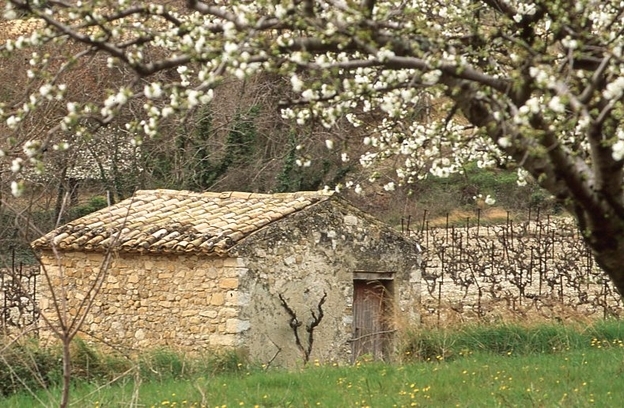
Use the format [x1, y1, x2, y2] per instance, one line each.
[133, 189, 335, 199]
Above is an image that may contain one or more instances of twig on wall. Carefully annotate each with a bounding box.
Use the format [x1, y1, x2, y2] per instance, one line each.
[278, 293, 304, 353]
[278, 291, 327, 364]
[306, 291, 327, 360]
[264, 337, 282, 370]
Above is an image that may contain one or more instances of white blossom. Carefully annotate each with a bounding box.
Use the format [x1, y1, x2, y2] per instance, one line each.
[561, 36, 579, 50]
[200, 90, 214, 104]
[274, 4, 288, 18]
[301, 89, 315, 100]
[187, 90, 200, 107]
[603, 77, 624, 100]
[102, 89, 130, 115]
[234, 68, 246, 80]
[6, 115, 20, 129]
[3, 5, 17, 20]
[612, 140, 624, 161]
[548, 96, 566, 113]
[525, 97, 541, 113]
[529, 67, 550, 84]
[383, 182, 396, 191]
[517, 168, 530, 187]
[23, 140, 40, 158]
[144, 83, 163, 99]
[498, 137, 512, 148]
[11, 158, 23, 173]
[5, 0, 624, 233]
[291, 74, 303, 92]
[377, 48, 395, 62]
[360, 152, 378, 168]
[39, 84, 53, 97]
[53, 141, 70, 151]
[11, 181, 24, 197]
[422, 70, 442, 85]
[223, 42, 239, 54]
[162, 106, 174, 117]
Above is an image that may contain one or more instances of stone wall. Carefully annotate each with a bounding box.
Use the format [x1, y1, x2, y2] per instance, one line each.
[416, 219, 623, 325]
[37, 251, 248, 350]
[234, 198, 422, 366]
[0, 265, 39, 336]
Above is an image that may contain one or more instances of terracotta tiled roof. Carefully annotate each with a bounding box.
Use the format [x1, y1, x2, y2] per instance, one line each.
[31, 189, 334, 255]
[0, 18, 44, 43]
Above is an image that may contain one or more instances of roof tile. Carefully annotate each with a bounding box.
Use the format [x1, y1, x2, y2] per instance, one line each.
[31, 189, 333, 255]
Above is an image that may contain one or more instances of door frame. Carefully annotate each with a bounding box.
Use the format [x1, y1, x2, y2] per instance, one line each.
[351, 271, 395, 362]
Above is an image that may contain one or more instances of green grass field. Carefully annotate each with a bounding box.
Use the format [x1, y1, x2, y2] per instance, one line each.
[3, 322, 624, 407]
[4, 347, 624, 407]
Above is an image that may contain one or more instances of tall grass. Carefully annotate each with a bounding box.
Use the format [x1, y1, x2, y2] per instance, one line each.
[0, 337, 244, 398]
[401, 320, 624, 362]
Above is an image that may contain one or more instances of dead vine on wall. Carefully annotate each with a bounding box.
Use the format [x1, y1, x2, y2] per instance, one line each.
[1, 250, 39, 334]
[406, 209, 622, 326]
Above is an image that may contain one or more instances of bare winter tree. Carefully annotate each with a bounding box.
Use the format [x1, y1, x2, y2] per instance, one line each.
[0, 196, 122, 408]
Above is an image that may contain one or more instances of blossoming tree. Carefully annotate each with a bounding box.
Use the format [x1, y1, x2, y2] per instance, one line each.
[2, 0, 624, 294]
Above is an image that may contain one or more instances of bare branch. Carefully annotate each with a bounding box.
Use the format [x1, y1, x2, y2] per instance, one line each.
[278, 291, 327, 364]
[579, 55, 612, 104]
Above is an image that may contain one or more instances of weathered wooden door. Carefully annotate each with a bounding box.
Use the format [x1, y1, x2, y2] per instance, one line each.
[352, 279, 393, 361]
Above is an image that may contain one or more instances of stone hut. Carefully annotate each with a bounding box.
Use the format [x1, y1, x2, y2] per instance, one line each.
[31, 189, 421, 366]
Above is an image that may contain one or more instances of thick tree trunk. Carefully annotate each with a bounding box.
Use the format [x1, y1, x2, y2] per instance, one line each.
[580, 212, 624, 297]
[589, 243, 624, 298]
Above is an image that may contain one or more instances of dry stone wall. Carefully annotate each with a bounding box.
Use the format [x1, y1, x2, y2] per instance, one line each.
[415, 217, 623, 326]
[37, 251, 248, 351]
[234, 199, 422, 366]
[0, 264, 39, 335]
